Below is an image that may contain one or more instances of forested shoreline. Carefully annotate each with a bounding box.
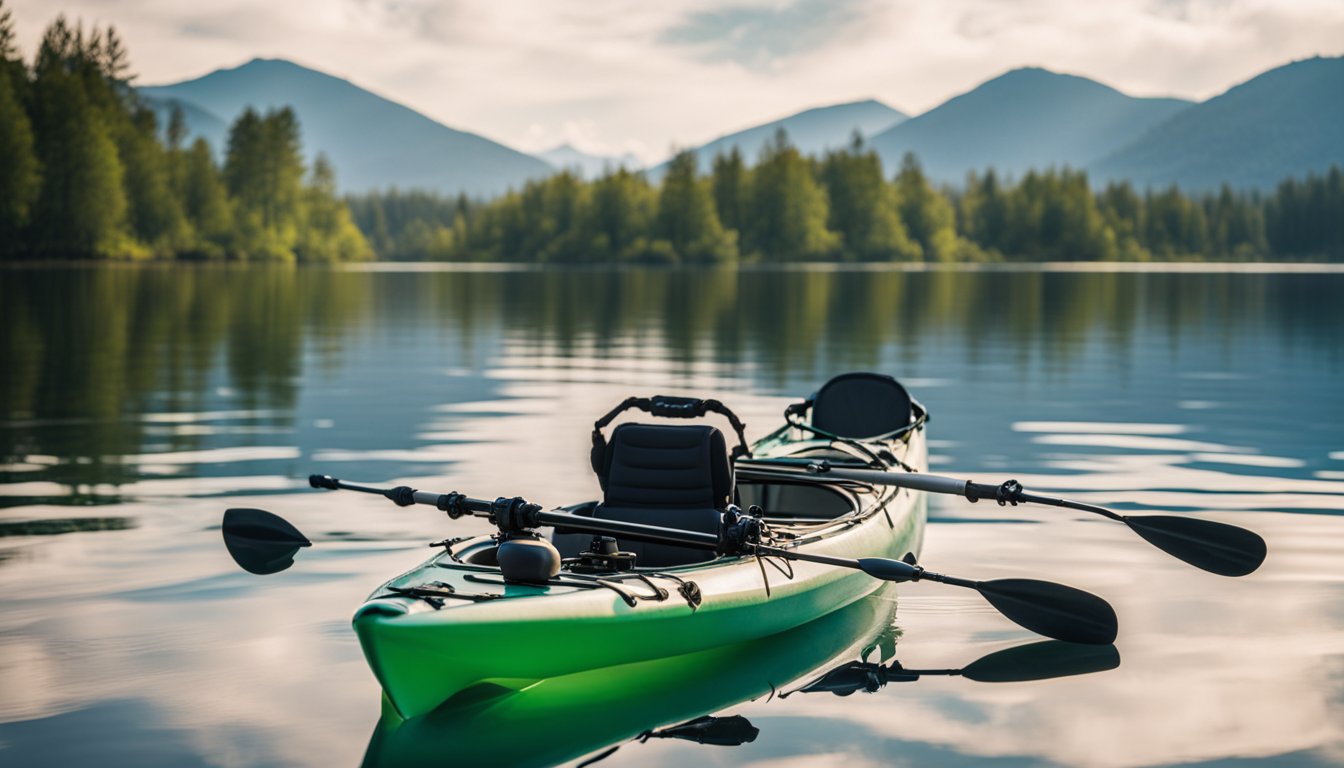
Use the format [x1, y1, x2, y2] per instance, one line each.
[0, 9, 369, 261]
[2, 6, 1340, 264]
[350, 150, 1343, 264]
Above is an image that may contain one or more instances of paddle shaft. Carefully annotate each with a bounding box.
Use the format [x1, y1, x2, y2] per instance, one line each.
[305, 475, 1117, 642]
[311, 474, 981, 578]
[777, 463, 1124, 522]
[308, 475, 721, 551]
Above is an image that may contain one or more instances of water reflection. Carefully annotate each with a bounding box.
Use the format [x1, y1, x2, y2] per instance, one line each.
[3, 266, 1341, 511]
[0, 265, 1341, 766]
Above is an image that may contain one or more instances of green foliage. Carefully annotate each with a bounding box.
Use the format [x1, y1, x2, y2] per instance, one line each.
[1265, 167, 1344, 259]
[741, 130, 838, 261]
[0, 9, 369, 261]
[178, 138, 233, 256]
[0, 57, 40, 245]
[27, 20, 129, 256]
[3, 3, 1335, 265]
[821, 137, 919, 261]
[656, 150, 738, 263]
[587, 167, 658, 261]
[711, 147, 746, 234]
[295, 154, 372, 262]
[893, 153, 957, 262]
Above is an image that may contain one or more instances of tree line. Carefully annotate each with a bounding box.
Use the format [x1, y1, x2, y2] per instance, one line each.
[0, 6, 370, 260]
[351, 140, 1342, 263]
[4, 4, 1339, 264]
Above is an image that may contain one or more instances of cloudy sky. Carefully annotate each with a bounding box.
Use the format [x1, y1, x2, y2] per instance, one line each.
[9, 0, 1344, 163]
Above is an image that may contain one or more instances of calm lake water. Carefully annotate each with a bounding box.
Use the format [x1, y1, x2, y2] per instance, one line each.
[1, 264, 1342, 767]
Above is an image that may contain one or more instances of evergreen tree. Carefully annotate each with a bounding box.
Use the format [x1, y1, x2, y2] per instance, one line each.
[656, 150, 737, 263]
[587, 167, 656, 261]
[893, 153, 956, 261]
[743, 131, 837, 261]
[28, 17, 128, 256]
[296, 154, 372, 261]
[179, 138, 232, 256]
[0, 9, 40, 246]
[225, 107, 305, 259]
[820, 137, 918, 261]
[117, 105, 190, 253]
[711, 147, 746, 236]
[960, 169, 1010, 257]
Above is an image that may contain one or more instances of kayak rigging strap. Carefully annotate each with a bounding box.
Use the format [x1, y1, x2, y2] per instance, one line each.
[383, 582, 502, 607]
[457, 571, 703, 610]
[590, 395, 752, 480]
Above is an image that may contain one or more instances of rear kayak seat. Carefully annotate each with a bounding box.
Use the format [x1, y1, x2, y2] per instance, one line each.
[557, 423, 731, 568]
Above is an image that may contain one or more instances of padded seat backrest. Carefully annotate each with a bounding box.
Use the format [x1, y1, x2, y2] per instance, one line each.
[811, 372, 913, 439]
[592, 423, 731, 568]
[601, 423, 733, 509]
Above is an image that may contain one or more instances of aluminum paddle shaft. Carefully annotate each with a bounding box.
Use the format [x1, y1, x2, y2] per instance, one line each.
[801, 462, 1266, 577]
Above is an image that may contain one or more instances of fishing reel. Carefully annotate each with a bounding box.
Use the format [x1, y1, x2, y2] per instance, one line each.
[717, 505, 766, 555]
[569, 536, 638, 574]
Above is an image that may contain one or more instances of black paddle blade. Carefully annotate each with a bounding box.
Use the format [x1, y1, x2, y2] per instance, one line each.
[857, 557, 920, 582]
[1124, 514, 1266, 577]
[960, 640, 1121, 683]
[222, 508, 311, 575]
[976, 578, 1118, 645]
[647, 715, 759, 746]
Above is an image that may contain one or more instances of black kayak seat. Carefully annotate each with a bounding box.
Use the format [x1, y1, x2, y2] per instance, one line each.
[588, 423, 730, 568]
[810, 372, 913, 440]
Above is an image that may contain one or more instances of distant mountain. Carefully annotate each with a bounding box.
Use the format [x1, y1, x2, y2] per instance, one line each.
[537, 144, 642, 179]
[656, 99, 906, 176]
[141, 95, 229, 155]
[1091, 56, 1344, 190]
[869, 68, 1192, 184]
[139, 58, 553, 196]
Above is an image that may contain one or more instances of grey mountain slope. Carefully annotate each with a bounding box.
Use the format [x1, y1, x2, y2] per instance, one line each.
[140, 95, 229, 155]
[655, 99, 906, 177]
[537, 144, 642, 179]
[139, 58, 553, 196]
[1091, 56, 1344, 190]
[869, 68, 1192, 184]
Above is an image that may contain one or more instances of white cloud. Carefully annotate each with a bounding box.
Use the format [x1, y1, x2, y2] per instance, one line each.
[9, 0, 1343, 165]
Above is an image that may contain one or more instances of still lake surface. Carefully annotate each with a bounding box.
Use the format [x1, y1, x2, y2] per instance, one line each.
[1, 263, 1342, 767]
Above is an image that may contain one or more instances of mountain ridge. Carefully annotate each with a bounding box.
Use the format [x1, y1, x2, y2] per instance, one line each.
[1090, 56, 1344, 190]
[140, 58, 553, 196]
[653, 98, 907, 177]
[869, 67, 1193, 184]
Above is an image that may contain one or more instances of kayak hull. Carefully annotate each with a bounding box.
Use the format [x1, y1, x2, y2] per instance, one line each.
[361, 584, 901, 767]
[355, 426, 927, 719]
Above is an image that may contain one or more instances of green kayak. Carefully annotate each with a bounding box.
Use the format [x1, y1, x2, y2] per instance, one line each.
[361, 585, 901, 767]
[353, 373, 930, 719]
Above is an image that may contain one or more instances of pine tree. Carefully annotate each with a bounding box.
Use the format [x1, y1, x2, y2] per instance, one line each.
[744, 131, 837, 261]
[28, 17, 128, 256]
[711, 147, 746, 235]
[656, 150, 737, 263]
[820, 137, 918, 261]
[587, 167, 655, 261]
[296, 153, 372, 261]
[892, 153, 955, 261]
[180, 138, 232, 256]
[0, 7, 40, 248]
